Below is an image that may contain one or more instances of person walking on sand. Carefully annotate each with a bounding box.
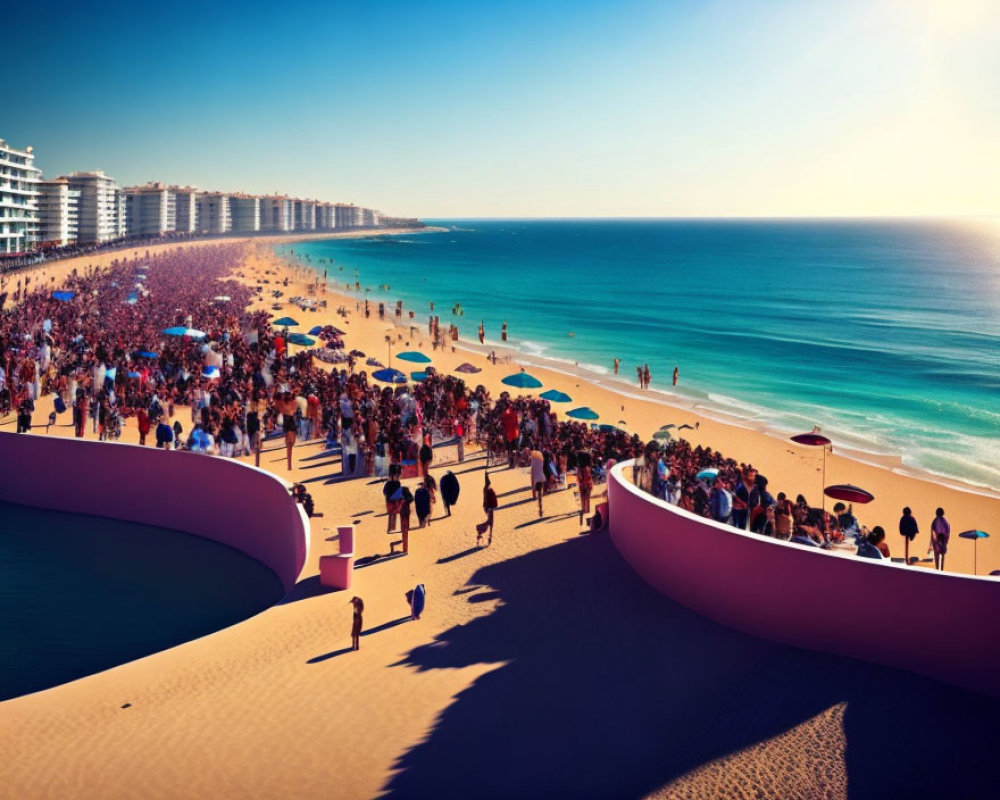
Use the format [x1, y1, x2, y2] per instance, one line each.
[930, 507, 950, 571]
[478, 321, 485, 344]
[636, 366, 643, 388]
[530, 448, 546, 517]
[441, 470, 460, 516]
[643, 364, 651, 389]
[349, 597, 364, 651]
[415, 481, 432, 528]
[477, 475, 498, 547]
[673, 365, 679, 386]
[613, 357, 620, 375]
[899, 506, 919, 564]
[276, 391, 298, 470]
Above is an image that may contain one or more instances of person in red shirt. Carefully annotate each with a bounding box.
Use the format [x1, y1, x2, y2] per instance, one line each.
[136, 406, 151, 446]
[501, 404, 519, 469]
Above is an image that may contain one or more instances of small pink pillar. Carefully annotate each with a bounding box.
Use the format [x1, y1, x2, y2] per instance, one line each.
[319, 554, 353, 590]
[338, 526, 355, 555]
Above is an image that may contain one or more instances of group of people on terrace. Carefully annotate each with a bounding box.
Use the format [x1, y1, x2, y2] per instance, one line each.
[632, 439, 954, 568]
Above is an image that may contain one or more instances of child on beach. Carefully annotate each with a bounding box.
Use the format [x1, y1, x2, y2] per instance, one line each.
[349, 597, 364, 651]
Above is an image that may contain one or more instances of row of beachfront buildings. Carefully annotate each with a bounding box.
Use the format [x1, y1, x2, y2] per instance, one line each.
[1, 137, 381, 255]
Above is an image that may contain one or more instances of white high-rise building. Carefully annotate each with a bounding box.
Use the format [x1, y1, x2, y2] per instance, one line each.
[37, 178, 81, 247]
[196, 192, 231, 234]
[335, 203, 365, 228]
[260, 196, 294, 232]
[67, 171, 125, 244]
[125, 182, 176, 237]
[0, 138, 41, 254]
[230, 194, 260, 232]
[315, 203, 336, 230]
[170, 186, 199, 233]
[362, 208, 379, 227]
[294, 199, 316, 231]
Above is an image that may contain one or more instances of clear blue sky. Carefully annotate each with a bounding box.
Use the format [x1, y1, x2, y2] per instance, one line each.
[7, 0, 999, 217]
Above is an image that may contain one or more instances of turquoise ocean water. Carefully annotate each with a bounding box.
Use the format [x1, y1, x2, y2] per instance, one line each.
[277, 219, 1000, 491]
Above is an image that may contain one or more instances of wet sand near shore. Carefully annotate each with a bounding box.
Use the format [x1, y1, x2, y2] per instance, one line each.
[1, 240, 998, 800]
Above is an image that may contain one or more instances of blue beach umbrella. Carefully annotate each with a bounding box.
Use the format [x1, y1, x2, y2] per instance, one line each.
[540, 389, 572, 403]
[566, 406, 599, 420]
[372, 368, 407, 384]
[397, 351, 432, 363]
[163, 326, 206, 339]
[52, 290, 75, 302]
[959, 530, 990, 575]
[287, 333, 316, 346]
[273, 316, 299, 328]
[501, 372, 543, 389]
[308, 325, 324, 335]
[410, 371, 430, 382]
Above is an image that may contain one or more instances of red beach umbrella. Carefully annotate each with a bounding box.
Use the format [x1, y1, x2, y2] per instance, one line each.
[791, 433, 831, 447]
[824, 484, 875, 504]
[791, 432, 833, 510]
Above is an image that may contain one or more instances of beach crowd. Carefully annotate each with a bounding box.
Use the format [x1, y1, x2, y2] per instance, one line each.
[0, 242, 956, 570]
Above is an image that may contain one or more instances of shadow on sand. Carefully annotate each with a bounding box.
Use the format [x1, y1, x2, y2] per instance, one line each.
[382, 533, 1000, 799]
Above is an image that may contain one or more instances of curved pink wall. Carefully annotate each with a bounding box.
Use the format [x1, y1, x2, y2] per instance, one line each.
[0, 432, 309, 593]
[607, 461, 1000, 697]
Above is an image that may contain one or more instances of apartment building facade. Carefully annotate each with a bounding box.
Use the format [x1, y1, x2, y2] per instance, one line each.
[196, 192, 231, 234]
[37, 178, 81, 247]
[230, 194, 260, 232]
[67, 171, 125, 244]
[0, 139, 41, 254]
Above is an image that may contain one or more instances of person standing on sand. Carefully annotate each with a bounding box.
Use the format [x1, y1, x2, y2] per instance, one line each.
[478, 321, 485, 344]
[419, 434, 433, 478]
[441, 470, 460, 516]
[898, 507, 919, 564]
[576, 450, 593, 525]
[530, 449, 546, 517]
[673, 366, 679, 386]
[614, 357, 620, 375]
[276, 391, 298, 470]
[350, 597, 364, 651]
[643, 364, 651, 389]
[930, 507, 950, 571]
[415, 481, 432, 528]
[383, 474, 402, 533]
[501, 322, 507, 342]
[477, 475, 498, 547]
[636, 366, 643, 388]
[501, 403, 519, 469]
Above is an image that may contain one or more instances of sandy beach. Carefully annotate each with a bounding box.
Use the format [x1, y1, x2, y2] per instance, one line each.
[1, 238, 998, 799]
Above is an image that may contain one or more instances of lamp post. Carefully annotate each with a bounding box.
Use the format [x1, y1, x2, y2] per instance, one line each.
[385, 334, 394, 369]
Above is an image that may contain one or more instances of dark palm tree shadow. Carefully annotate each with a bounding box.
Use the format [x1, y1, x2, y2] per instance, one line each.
[381, 533, 1000, 799]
